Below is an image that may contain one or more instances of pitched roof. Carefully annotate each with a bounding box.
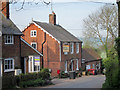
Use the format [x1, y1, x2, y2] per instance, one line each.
[33, 21, 82, 42]
[0, 12, 23, 35]
[82, 48, 102, 62]
[21, 38, 43, 57]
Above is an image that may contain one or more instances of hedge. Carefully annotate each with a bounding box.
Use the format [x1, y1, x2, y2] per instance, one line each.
[3, 68, 51, 88]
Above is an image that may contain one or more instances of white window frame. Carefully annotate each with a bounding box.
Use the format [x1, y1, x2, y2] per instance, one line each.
[76, 59, 79, 70]
[65, 61, 68, 73]
[4, 58, 14, 72]
[4, 35, 14, 44]
[76, 43, 79, 54]
[31, 30, 37, 37]
[28, 56, 40, 73]
[31, 42, 37, 49]
[70, 43, 74, 54]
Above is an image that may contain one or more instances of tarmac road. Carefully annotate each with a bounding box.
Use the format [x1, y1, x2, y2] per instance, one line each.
[41, 75, 105, 88]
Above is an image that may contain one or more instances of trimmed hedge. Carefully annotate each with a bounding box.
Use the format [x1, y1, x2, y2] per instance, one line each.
[3, 68, 51, 88]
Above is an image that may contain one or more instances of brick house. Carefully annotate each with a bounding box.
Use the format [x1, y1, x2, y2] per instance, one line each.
[0, 0, 42, 77]
[22, 12, 82, 77]
[82, 48, 102, 73]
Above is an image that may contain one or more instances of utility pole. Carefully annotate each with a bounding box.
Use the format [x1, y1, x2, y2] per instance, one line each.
[117, 0, 120, 66]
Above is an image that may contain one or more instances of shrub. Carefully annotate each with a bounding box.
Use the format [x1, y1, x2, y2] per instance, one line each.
[16, 68, 51, 88]
[19, 78, 46, 88]
[2, 75, 16, 88]
[102, 49, 119, 88]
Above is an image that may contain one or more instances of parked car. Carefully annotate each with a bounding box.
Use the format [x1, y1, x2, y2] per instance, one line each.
[87, 69, 97, 75]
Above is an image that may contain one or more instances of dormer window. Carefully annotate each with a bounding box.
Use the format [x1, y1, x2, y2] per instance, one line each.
[31, 30, 37, 37]
[4, 35, 14, 44]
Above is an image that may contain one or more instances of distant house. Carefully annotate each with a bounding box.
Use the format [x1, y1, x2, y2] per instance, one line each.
[0, 0, 42, 77]
[22, 12, 82, 77]
[82, 48, 102, 73]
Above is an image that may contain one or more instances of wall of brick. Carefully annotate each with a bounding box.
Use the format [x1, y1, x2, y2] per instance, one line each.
[2, 35, 21, 75]
[22, 23, 61, 77]
[22, 23, 82, 77]
[61, 42, 82, 72]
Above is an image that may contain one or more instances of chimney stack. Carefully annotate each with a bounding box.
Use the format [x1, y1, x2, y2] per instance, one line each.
[0, 0, 9, 19]
[49, 11, 56, 25]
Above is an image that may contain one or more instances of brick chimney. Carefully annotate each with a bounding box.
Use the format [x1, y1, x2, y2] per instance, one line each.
[49, 11, 56, 25]
[0, 0, 9, 19]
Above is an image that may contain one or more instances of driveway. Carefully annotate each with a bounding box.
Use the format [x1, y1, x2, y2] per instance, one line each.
[38, 75, 105, 88]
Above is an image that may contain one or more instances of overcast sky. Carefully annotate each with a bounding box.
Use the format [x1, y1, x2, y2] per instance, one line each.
[10, 0, 116, 38]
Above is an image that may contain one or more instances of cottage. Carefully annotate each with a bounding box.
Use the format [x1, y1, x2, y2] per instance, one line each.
[22, 12, 82, 77]
[82, 48, 102, 73]
[0, 0, 42, 77]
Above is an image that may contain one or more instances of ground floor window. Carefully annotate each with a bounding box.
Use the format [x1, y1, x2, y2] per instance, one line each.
[76, 59, 79, 70]
[4, 58, 14, 72]
[65, 61, 67, 73]
[70, 60, 73, 71]
[86, 65, 91, 70]
[29, 56, 40, 73]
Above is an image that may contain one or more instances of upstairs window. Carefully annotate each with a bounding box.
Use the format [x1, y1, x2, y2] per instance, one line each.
[76, 43, 79, 54]
[31, 42, 37, 49]
[4, 35, 14, 44]
[70, 43, 74, 54]
[31, 30, 37, 37]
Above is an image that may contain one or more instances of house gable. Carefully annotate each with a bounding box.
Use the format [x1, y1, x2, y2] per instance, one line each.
[22, 21, 60, 44]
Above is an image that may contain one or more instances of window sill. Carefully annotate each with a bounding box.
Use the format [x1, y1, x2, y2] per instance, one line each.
[5, 43, 14, 45]
[4, 69, 14, 73]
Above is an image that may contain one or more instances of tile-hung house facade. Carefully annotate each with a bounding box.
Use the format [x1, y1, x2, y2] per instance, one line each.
[0, 0, 43, 77]
[82, 48, 102, 73]
[22, 12, 82, 77]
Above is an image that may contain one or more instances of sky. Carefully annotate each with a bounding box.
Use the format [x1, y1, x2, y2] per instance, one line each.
[10, 0, 116, 38]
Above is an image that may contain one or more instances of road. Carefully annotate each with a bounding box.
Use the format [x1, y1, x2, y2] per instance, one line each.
[41, 75, 105, 88]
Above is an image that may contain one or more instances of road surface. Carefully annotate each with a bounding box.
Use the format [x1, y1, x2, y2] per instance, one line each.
[41, 75, 105, 88]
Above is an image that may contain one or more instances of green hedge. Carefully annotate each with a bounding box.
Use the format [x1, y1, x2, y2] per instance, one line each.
[3, 68, 51, 88]
[16, 68, 51, 88]
[19, 78, 46, 88]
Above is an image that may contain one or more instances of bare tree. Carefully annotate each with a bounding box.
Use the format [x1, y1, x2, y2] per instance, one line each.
[83, 5, 118, 57]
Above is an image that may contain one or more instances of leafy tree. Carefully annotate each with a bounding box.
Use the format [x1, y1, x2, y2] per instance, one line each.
[83, 5, 118, 57]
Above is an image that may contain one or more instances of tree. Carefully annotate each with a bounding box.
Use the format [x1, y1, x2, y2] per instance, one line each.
[83, 5, 118, 57]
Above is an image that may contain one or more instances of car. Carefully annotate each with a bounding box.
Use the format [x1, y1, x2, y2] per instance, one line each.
[87, 69, 97, 75]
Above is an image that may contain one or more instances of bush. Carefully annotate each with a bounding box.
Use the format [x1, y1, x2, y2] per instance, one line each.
[19, 78, 46, 88]
[16, 68, 51, 88]
[102, 49, 119, 88]
[2, 76, 16, 88]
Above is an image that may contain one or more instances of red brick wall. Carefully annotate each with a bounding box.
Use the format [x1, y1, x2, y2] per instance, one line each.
[2, 35, 21, 75]
[61, 42, 82, 71]
[22, 24, 61, 77]
[22, 23, 82, 77]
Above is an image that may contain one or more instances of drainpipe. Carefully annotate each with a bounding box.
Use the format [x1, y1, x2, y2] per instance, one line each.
[42, 32, 46, 69]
